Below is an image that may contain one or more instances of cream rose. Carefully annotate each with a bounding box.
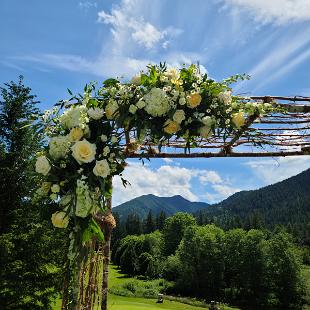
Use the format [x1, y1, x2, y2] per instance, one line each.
[68, 127, 84, 142]
[87, 107, 104, 120]
[71, 139, 96, 164]
[35, 156, 51, 176]
[163, 120, 180, 135]
[187, 93, 202, 108]
[173, 110, 186, 124]
[51, 211, 69, 228]
[93, 159, 111, 178]
[232, 111, 246, 128]
[218, 91, 232, 105]
[105, 100, 119, 119]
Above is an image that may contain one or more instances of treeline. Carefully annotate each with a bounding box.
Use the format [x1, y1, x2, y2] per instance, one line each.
[112, 212, 308, 309]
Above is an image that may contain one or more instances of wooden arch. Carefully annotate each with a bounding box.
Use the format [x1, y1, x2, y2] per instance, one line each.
[62, 96, 310, 310]
[95, 96, 310, 309]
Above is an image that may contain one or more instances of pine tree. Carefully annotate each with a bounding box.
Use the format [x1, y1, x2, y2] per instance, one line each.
[156, 210, 166, 230]
[125, 213, 142, 235]
[0, 77, 66, 309]
[144, 210, 155, 234]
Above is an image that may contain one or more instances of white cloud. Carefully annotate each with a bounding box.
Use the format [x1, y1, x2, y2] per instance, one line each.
[222, 0, 310, 24]
[199, 170, 223, 184]
[97, 0, 182, 50]
[245, 156, 310, 184]
[203, 184, 241, 203]
[112, 163, 199, 206]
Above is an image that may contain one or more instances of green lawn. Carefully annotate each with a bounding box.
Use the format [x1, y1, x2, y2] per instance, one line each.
[52, 265, 237, 309]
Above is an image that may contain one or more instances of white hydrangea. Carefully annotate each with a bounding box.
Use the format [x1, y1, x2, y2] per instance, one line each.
[60, 105, 89, 129]
[49, 136, 70, 160]
[143, 88, 171, 117]
[75, 180, 94, 218]
[87, 107, 104, 120]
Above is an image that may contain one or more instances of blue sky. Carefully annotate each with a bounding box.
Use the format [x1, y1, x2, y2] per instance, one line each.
[1, 0, 310, 205]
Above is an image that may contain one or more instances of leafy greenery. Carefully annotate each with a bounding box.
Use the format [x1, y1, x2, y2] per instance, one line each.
[113, 213, 307, 309]
[0, 77, 67, 309]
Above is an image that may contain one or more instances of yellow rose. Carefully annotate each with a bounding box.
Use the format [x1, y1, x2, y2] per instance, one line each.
[71, 139, 96, 164]
[68, 127, 84, 142]
[51, 211, 69, 228]
[232, 111, 246, 128]
[199, 126, 213, 139]
[41, 182, 52, 195]
[163, 120, 180, 135]
[187, 93, 202, 108]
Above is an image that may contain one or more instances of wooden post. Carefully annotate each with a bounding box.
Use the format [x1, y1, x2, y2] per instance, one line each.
[101, 178, 113, 310]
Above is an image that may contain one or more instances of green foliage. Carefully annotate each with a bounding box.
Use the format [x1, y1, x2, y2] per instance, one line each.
[0, 77, 67, 309]
[174, 225, 225, 299]
[162, 212, 196, 256]
[112, 231, 163, 278]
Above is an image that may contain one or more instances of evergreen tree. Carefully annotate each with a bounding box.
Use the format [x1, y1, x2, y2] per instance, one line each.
[125, 213, 142, 235]
[0, 77, 66, 309]
[144, 210, 155, 234]
[156, 210, 166, 230]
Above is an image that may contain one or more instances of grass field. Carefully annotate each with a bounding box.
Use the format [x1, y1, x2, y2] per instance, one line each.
[52, 265, 237, 310]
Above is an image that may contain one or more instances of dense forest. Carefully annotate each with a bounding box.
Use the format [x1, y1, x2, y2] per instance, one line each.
[112, 212, 309, 309]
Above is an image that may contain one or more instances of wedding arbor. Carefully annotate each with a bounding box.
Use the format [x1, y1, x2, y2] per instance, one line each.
[33, 64, 310, 310]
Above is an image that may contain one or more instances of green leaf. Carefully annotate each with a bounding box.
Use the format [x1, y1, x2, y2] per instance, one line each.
[67, 88, 73, 95]
[90, 219, 104, 242]
[103, 78, 119, 87]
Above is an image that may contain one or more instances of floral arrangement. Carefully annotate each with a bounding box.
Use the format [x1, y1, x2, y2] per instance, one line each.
[33, 63, 279, 308]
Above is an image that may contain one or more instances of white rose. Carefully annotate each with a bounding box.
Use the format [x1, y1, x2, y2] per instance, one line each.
[93, 159, 111, 178]
[71, 139, 96, 164]
[49, 136, 70, 160]
[173, 110, 186, 124]
[35, 156, 51, 176]
[51, 184, 60, 193]
[218, 91, 232, 105]
[87, 107, 104, 120]
[50, 193, 58, 201]
[51, 211, 69, 228]
[201, 116, 214, 127]
[68, 127, 84, 142]
[129, 104, 138, 114]
[164, 67, 179, 80]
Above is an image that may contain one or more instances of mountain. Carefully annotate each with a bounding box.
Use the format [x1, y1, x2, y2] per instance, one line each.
[206, 168, 310, 225]
[113, 194, 209, 221]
